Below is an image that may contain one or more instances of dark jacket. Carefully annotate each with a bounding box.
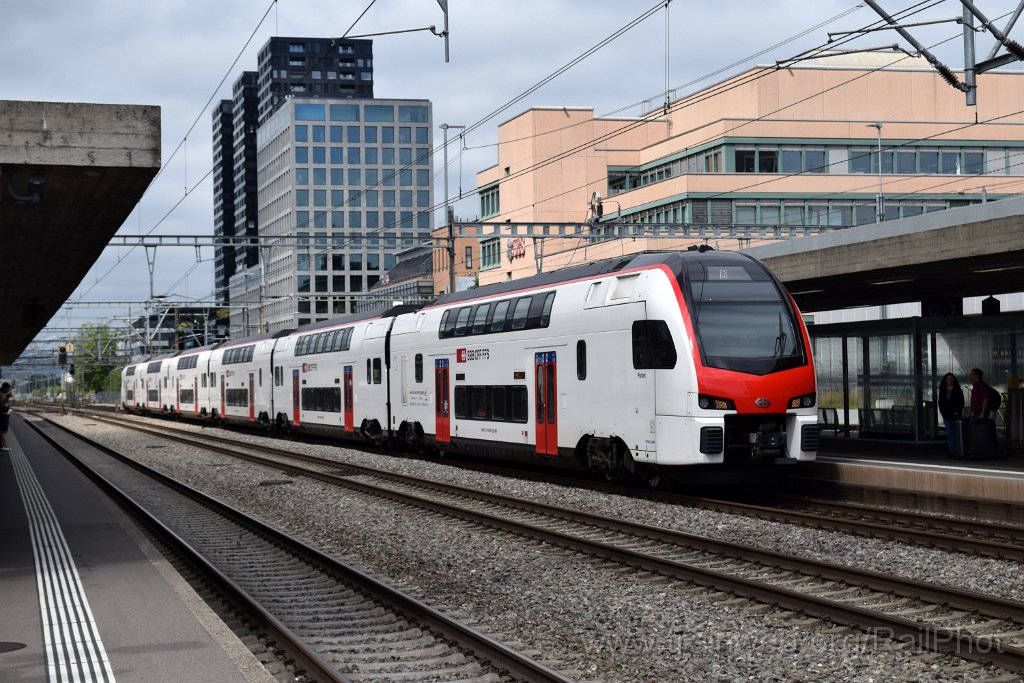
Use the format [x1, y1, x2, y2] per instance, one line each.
[937, 382, 964, 421]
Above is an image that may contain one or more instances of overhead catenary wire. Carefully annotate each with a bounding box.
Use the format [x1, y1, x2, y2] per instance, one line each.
[64, 0, 999, 331]
[474, 4, 1019, 233]
[69, 0, 380, 306]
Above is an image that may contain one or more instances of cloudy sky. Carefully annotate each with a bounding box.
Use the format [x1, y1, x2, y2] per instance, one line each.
[4, 0, 1022, 342]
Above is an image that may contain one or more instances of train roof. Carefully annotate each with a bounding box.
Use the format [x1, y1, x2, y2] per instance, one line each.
[218, 328, 295, 349]
[173, 341, 223, 356]
[431, 249, 758, 307]
[289, 304, 424, 335]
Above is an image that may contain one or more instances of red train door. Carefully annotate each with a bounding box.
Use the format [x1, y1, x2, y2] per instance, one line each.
[343, 366, 354, 433]
[292, 369, 301, 426]
[175, 378, 180, 414]
[194, 378, 199, 415]
[219, 376, 225, 417]
[248, 372, 255, 422]
[534, 352, 558, 456]
[434, 359, 450, 444]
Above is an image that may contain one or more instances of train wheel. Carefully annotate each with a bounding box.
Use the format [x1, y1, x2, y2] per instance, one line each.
[639, 465, 663, 489]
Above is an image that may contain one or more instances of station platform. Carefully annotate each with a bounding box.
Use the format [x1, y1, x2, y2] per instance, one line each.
[0, 414, 272, 683]
[804, 436, 1024, 505]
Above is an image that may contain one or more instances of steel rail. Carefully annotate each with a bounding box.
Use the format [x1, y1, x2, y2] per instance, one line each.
[31, 414, 573, 683]
[24, 417, 349, 683]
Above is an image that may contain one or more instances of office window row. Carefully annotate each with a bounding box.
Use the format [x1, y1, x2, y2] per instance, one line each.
[295, 167, 431, 187]
[294, 210, 431, 231]
[620, 197, 984, 228]
[294, 125, 429, 145]
[480, 238, 501, 269]
[298, 274, 381, 294]
[295, 103, 429, 123]
[295, 188, 431, 209]
[480, 185, 500, 218]
[295, 146, 430, 166]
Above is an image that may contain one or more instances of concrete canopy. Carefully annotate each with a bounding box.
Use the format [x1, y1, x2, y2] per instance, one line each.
[745, 198, 1024, 314]
[0, 100, 160, 365]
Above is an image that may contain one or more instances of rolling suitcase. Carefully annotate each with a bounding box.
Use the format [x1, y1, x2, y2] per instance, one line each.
[966, 418, 997, 459]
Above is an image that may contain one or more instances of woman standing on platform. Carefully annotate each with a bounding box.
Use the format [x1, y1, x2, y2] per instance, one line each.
[938, 373, 965, 458]
[0, 382, 11, 452]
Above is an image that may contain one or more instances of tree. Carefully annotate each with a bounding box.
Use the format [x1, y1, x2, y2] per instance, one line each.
[74, 323, 123, 394]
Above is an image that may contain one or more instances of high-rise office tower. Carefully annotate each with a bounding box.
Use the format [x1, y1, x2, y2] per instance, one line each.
[251, 97, 434, 332]
[212, 37, 374, 313]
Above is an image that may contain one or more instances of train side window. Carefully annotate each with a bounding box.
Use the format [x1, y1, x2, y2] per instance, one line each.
[470, 303, 491, 335]
[471, 386, 488, 419]
[511, 297, 531, 330]
[511, 386, 529, 422]
[632, 320, 677, 369]
[526, 294, 547, 328]
[366, 359, 372, 384]
[415, 354, 423, 383]
[440, 309, 458, 338]
[453, 386, 468, 418]
[259, 368, 263, 386]
[577, 340, 587, 380]
[372, 358, 382, 384]
[314, 333, 326, 354]
[453, 306, 472, 337]
[489, 300, 510, 333]
[202, 373, 208, 388]
[540, 292, 556, 327]
[490, 386, 506, 420]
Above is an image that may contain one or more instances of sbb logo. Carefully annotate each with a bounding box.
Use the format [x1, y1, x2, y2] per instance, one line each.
[456, 348, 467, 363]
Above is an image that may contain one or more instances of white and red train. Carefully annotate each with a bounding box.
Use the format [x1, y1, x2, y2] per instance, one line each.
[122, 250, 818, 481]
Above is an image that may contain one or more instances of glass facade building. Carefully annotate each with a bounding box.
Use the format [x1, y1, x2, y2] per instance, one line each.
[248, 98, 433, 332]
[212, 36, 374, 315]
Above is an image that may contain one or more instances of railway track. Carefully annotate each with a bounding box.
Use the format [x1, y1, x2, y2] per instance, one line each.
[56, 411, 1024, 677]
[60, 405, 1024, 563]
[25, 414, 571, 683]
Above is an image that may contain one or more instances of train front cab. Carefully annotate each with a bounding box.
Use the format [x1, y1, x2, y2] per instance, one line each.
[652, 253, 818, 469]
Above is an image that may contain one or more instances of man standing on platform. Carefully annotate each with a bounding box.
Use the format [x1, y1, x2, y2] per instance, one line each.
[968, 368, 991, 419]
[0, 382, 12, 451]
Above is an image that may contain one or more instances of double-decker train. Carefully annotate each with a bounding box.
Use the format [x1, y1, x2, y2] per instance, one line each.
[122, 250, 818, 482]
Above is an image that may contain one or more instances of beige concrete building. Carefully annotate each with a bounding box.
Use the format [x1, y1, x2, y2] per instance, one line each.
[467, 54, 1024, 290]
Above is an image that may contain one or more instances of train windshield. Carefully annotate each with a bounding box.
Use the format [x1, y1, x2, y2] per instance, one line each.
[682, 262, 805, 375]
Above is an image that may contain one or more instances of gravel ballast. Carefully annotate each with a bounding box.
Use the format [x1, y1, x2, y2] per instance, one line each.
[53, 414, 1019, 681]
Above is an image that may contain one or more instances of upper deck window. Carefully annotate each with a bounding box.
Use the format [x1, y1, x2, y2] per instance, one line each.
[438, 291, 555, 339]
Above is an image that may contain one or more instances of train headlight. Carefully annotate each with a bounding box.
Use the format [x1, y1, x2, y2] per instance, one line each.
[788, 393, 816, 409]
[698, 394, 735, 411]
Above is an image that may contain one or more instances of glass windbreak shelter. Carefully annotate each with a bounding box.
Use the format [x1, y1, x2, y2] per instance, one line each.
[810, 314, 1023, 443]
